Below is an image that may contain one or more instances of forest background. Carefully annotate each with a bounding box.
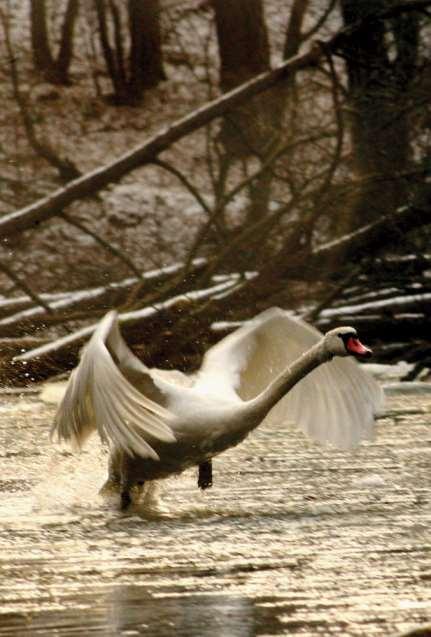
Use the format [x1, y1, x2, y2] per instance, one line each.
[0, 0, 430, 384]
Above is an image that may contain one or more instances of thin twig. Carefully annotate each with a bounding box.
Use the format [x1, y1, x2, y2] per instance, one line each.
[152, 158, 212, 216]
[305, 265, 362, 322]
[301, 0, 337, 43]
[0, 261, 53, 313]
[61, 212, 144, 279]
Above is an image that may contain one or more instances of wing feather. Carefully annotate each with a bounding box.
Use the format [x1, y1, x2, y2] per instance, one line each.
[199, 307, 383, 449]
[52, 311, 176, 458]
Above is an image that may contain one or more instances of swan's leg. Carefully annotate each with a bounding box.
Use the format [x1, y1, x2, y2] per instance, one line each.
[198, 460, 213, 490]
[120, 489, 132, 511]
[120, 489, 132, 510]
[99, 450, 141, 509]
[120, 480, 146, 510]
[119, 454, 147, 510]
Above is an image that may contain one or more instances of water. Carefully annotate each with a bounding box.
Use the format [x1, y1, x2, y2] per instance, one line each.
[0, 390, 430, 636]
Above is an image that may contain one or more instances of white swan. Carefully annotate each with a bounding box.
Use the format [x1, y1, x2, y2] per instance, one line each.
[52, 307, 383, 508]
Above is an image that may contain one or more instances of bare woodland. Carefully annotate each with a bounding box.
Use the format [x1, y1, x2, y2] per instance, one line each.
[0, 0, 430, 385]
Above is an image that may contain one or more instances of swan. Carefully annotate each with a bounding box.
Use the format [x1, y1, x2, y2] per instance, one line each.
[52, 307, 383, 509]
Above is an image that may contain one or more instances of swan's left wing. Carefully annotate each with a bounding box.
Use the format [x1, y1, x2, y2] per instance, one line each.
[198, 307, 383, 449]
[278, 352, 383, 449]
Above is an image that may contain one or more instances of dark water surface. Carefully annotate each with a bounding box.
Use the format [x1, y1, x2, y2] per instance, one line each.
[0, 389, 430, 636]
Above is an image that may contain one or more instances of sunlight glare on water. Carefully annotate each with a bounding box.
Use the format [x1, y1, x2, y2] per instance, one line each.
[0, 392, 431, 636]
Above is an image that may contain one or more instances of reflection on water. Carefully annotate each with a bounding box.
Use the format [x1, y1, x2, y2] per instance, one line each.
[1, 393, 431, 636]
[108, 591, 283, 637]
[4, 591, 284, 636]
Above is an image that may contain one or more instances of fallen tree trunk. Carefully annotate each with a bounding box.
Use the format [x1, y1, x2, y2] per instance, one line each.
[1, 188, 430, 383]
[2, 276, 246, 384]
[0, 291, 70, 320]
[211, 196, 431, 312]
[0, 258, 207, 337]
[0, 44, 322, 240]
[319, 293, 431, 319]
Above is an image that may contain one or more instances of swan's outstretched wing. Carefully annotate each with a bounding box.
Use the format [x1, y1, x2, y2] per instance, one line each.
[52, 311, 176, 459]
[198, 307, 383, 449]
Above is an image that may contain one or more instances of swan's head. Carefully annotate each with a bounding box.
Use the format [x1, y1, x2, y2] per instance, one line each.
[323, 327, 372, 360]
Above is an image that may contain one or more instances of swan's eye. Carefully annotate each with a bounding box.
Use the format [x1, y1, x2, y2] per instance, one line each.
[338, 331, 356, 342]
[337, 332, 355, 342]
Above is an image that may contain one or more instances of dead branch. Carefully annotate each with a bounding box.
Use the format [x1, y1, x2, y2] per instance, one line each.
[0, 258, 208, 337]
[2, 189, 429, 375]
[248, 193, 431, 294]
[61, 212, 144, 280]
[5, 277, 244, 384]
[0, 261, 53, 314]
[187, 192, 431, 323]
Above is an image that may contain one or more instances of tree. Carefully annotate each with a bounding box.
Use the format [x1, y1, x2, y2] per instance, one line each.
[211, 0, 286, 241]
[339, 0, 420, 230]
[94, 0, 165, 104]
[2, 0, 431, 385]
[30, 0, 80, 84]
[212, 0, 273, 158]
[128, 0, 165, 96]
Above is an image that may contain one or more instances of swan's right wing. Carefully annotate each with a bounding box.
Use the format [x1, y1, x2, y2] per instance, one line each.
[52, 311, 176, 459]
[198, 307, 383, 449]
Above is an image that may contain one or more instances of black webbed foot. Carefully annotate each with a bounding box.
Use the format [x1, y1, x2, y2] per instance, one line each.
[120, 490, 132, 510]
[198, 460, 213, 490]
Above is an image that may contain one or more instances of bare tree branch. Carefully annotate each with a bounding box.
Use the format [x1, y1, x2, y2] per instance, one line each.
[2, 1, 430, 240]
[0, 41, 324, 240]
[152, 158, 212, 216]
[0, 261, 53, 313]
[301, 0, 337, 43]
[61, 212, 144, 280]
[0, 258, 208, 337]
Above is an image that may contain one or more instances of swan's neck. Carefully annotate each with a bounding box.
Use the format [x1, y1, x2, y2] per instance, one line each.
[245, 340, 330, 425]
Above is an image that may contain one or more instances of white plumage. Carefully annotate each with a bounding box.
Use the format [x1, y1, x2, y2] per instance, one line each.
[51, 307, 383, 505]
